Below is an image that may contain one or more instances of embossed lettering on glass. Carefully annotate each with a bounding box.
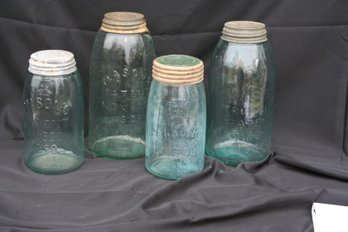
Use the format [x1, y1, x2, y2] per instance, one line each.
[206, 21, 276, 165]
[24, 50, 84, 174]
[146, 55, 206, 180]
[88, 12, 156, 159]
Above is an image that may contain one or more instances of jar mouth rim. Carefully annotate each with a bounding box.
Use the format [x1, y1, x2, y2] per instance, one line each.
[224, 21, 265, 30]
[30, 50, 74, 64]
[156, 55, 202, 67]
[104, 12, 145, 24]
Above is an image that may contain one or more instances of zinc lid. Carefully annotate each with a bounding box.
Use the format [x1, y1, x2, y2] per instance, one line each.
[100, 12, 148, 34]
[152, 55, 204, 85]
[28, 50, 77, 76]
[221, 21, 267, 44]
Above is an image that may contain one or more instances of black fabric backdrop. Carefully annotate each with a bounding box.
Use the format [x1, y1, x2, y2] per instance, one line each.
[0, 0, 348, 231]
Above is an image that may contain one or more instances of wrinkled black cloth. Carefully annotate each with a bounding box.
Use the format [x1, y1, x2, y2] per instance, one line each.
[0, 0, 348, 231]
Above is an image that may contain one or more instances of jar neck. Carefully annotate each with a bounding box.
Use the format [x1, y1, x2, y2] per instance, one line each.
[222, 38, 269, 46]
[153, 78, 204, 87]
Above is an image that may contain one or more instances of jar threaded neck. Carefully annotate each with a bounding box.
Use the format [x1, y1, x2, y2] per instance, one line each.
[28, 50, 77, 76]
[221, 21, 267, 44]
[152, 55, 204, 85]
[100, 12, 148, 34]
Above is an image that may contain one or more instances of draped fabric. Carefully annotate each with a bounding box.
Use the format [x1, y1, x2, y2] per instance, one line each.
[0, 0, 348, 231]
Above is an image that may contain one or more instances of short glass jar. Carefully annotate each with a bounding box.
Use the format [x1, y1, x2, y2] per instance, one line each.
[24, 50, 84, 174]
[145, 55, 206, 180]
[206, 21, 276, 165]
[88, 12, 155, 159]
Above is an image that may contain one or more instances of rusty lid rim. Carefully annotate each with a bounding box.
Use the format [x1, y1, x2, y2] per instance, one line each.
[152, 55, 204, 85]
[221, 21, 267, 44]
[100, 11, 148, 34]
[28, 50, 77, 76]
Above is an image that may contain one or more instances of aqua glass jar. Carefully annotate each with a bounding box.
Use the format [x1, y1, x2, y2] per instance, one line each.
[206, 21, 276, 165]
[88, 12, 155, 159]
[24, 50, 84, 174]
[145, 55, 206, 180]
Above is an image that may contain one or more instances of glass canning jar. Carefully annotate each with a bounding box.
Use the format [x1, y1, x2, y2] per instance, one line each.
[145, 55, 206, 180]
[206, 21, 276, 165]
[24, 50, 84, 174]
[88, 12, 155, 159]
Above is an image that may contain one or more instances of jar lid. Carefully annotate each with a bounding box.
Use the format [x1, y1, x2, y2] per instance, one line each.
[221, 21, 267, 44]
[28, 50, 77, 76]
[152, 55, 204, 85]
[100, 12, 148, 34]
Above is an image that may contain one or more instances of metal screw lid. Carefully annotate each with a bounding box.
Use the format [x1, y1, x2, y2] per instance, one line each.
[100, 12, 148, 34]
[221, 21, 267, 44]
[152, 55, 204, 85]
[28, 50, 77, 76]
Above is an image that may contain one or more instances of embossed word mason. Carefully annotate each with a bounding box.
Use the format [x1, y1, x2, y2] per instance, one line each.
[88, 12, 156, 159]
[24, 50, 84, 174]
[145, 55, 206, 180]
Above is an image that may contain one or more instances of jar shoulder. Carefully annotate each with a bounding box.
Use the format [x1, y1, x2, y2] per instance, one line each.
[24, 72, 83, 96]
[212, 40, 273, 65]
[93, 30, 155, 51]
[148, 81, 206, 105]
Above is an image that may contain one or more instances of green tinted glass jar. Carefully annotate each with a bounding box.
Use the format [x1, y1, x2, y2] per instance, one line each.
[24, 50, 84, 174]
[145, 55, 206, 180]
[88, 12, 155, 159]
[206, 21, 276, 165]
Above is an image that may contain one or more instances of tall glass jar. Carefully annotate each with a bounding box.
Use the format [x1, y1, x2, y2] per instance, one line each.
[88, 12, 155, 159]
[206, 21, 276, 165]
[146, 55, 206, 180]
[24, 50, 84, 174]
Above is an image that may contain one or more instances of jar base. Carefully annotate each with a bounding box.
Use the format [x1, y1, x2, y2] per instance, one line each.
[207, 139, 268, 165]
[89, 135, 145, 159]
[145, 156, 203, 180]
[26, 149, 84, 174]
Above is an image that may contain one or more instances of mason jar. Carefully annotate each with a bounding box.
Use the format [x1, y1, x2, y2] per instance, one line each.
[145, 55, 206, 180]
[88, 12, 155, 159]
[206, 21, 276, 165]
[24, 50, 84, 174]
